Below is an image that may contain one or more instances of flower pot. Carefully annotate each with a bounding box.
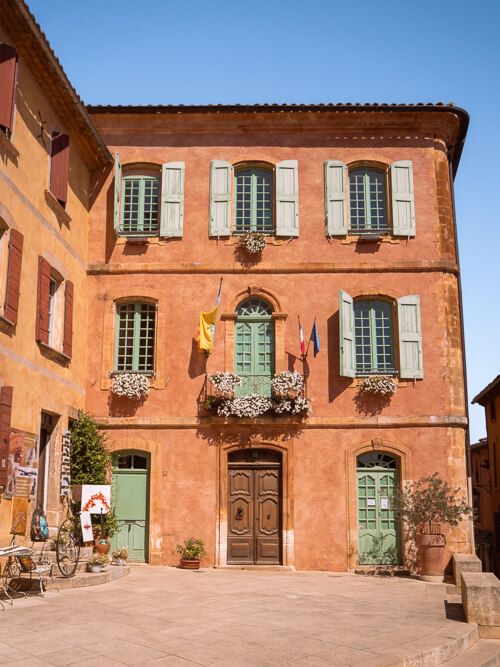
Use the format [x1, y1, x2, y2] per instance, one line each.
[416, 532, 446, 582]
[179, 559, 201, 570]
[89, 565, 101, 574]
[95, 540, 110, 555]
[115, 558, 126, 567]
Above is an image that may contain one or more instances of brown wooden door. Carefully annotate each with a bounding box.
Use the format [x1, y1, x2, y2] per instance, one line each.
[227, 464, 280, 565]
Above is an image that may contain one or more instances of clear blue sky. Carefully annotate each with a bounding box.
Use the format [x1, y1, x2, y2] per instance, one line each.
[28, 0, 499, 442]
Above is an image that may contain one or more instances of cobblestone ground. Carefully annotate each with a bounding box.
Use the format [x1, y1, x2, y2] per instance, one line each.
[0, 565, 479, 666]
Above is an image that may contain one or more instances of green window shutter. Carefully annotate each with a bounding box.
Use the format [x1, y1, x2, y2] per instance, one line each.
[397, 295, 423, 379]
[160, 162, 185, 237]
[209, 160, 232, 237]
[324, 160, 347, 236]
[339, 290, 355, 378]
[275, 160, 299, 237]
[113, 153, 122, 234]
[391, 161, 415, 237]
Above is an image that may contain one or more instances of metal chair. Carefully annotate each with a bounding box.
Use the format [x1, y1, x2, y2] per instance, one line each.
[15, 553, 53, 597]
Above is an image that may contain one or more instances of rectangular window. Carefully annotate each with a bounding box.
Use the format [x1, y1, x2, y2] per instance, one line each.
[121, 176, 159, 234]
[235, 168, 273, 234]
[115, 302, 156, 372]
[349, 169, 388, 233]
[47, 277, 58, 347]
[354, 300, 394, 374]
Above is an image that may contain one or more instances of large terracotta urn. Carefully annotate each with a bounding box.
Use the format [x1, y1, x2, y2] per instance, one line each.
[416, 524, 445, 582]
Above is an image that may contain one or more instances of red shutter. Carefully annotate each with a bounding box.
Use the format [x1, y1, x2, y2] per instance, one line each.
[49, 131, 70, 205]
[63, 280, 73, 358]
[0, 44, 17, 131]
[0, 385, 13, 487]
[4, 229, 23, 325]
[36, 256, 51, 344]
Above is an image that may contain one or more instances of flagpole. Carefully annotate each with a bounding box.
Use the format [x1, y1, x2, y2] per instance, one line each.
[304, 316, 317, 359]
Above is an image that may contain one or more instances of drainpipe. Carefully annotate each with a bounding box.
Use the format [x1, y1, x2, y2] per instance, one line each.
[447, 146, 475, 555]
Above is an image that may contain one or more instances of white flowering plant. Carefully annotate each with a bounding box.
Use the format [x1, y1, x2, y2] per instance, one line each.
[208, 372, 242, 396]
[274, 396, 312, 416]
[238, 232, 266, 255]
[110, 372, 150, 400]
[359, 376, 396, 397]
[271, 371, 304, 397]
[217, 394, 273, 418]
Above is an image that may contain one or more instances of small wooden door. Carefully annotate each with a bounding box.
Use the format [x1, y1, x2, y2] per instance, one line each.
[357, 452, 400, 565]
[227, 450, 281, 565]
[111, 452, 149, 562]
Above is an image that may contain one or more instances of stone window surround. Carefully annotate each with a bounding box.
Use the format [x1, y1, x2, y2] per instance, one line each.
[100, 288, 166, 390]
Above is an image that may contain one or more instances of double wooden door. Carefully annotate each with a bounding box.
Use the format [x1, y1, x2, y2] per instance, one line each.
[227, 462, 281, 565]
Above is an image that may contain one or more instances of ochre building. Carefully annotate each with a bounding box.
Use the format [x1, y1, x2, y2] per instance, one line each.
[1, 0, 472, 571]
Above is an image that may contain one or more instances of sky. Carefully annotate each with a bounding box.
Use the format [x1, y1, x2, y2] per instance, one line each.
[27, 0, 499, 442]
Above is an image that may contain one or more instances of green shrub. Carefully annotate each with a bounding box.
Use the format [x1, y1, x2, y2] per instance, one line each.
[70, 411, 110, 485]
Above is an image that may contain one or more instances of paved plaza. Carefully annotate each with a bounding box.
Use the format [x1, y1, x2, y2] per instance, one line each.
[0, 566, 494, 666]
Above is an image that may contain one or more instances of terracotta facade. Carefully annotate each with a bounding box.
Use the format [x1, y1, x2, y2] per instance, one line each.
[0, 0, 473, 572]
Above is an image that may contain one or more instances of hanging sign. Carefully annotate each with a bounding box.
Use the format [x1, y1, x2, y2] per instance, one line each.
[73, 484, 111, 514]
[60, 431, 71, 496]
[13, 477, 31, 498]
[79, 511, 94, 543]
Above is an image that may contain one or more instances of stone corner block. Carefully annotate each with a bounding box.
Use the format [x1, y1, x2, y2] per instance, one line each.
[461, 571, 500, 633]
[453, 552, 482, 587]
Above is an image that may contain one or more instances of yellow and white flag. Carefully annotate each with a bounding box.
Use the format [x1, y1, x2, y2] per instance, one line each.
[197, 306, 218, 352]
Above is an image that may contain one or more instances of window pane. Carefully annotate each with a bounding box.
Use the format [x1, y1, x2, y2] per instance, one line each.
[349, 171, 366, 230]
[116, 302, 156, 372]
[133, 455, 148, 469]
[349, 169, 387, 231]
[354, 300, 394, 373]
[235, 168, 273, 233]
[121, 177, 159, 234]
[117, 455, 132, 469]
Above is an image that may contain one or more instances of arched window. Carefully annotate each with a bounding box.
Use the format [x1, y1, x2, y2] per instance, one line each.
[354, 299, 395, 374]
[235, 298, 274, 395]
[121, 174, 160, 235]
[115, 301, 156, 372]
[235, 167, 273, 234]
[349, 168, 387, 233]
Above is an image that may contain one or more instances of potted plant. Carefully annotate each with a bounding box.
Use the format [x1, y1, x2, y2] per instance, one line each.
[237, 232, 266, 255]
[176, 538, 206, 570]
[87, 553, 109, 574]
[392, 473, 472, 582]
[93, 509, 119, 556]
[112, 547, 128, 566]
[110, 372, 150, 400]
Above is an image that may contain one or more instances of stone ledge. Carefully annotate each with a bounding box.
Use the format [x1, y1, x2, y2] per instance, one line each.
[46, 565, 129, 590]
[453, 553, 482, 588]
[461, 572, 500, 638]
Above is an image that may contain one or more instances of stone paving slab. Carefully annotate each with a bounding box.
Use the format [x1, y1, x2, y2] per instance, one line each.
[0, 565, 496, 666]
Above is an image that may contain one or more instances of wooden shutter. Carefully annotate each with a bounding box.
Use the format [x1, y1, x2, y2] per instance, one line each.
[50, 131, 70, 205]
[160, 162, 185, 237]
[209, 160, 232, 236]
[0, 385, 13, 487]
[391, 160, 415, 236]
[275, 160, 299, 237]
[4, 229, 23, 325]
[113, 153, 122, 233]
[63, 280, 74, 358]
[0, 44, 17, 131]
[324, 160, 347, 236]
[339, 290, 355, 378]
[36, 256, 51, 344]
[397, 295, 423, 379]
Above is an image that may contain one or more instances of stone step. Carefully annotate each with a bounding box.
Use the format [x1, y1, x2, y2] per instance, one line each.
[46, 565, 129, 590]
[442, 639, 500, 666]
[354, 565, 411, 577]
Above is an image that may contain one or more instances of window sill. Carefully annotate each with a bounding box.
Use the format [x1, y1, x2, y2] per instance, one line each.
[0, 131, 19, 161]
[38, 341, 71, 365]
[44, 190, 71, 225]
[341, 235, 399, 245]
[0, 312, 15, 328]
[110, 370, 156, 377]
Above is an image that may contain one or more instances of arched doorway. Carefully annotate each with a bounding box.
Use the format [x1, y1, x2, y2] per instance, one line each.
[235, 298, 274, 396]
[356, 451, 401, 565]
[111, 451, 150, 562]
[227, 449, 281, 565]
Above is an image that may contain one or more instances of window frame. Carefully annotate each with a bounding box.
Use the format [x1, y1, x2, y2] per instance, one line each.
[47, 271, 64, 351]
[348, 165, 389, 234]
[353, 297, 397, 376]
[233, 164, 274, 235]
[120, 171, 161, 237]
[234, 297, 275, 396]
[0, 220, 9, 315]
[114, 300, 157, 374]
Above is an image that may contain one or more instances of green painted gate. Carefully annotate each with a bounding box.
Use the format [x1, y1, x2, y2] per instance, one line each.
[357, 452, 401, 565]
[235, 299, 274, 396]
[111, 452, 149, 562]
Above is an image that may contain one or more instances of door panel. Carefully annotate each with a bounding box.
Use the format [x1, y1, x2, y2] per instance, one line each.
[111, 466, 148, 562]
[227, 466, 281, 565]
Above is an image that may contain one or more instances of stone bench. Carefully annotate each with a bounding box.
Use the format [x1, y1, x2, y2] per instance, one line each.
[461, 571, 500, 638]
[452, 553, 482, 588]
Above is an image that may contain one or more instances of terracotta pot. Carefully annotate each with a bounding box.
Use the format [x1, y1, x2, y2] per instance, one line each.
[179, 559, 201, 570]
[416, 532, 446, 582]
[95, 540, 110, 555]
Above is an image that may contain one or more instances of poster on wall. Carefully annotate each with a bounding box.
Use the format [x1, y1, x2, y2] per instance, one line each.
[4, 430, 39, 499]
[10, 496, 29, 535]
[60, 431, 71, 496]
[74, 485, 111, 514]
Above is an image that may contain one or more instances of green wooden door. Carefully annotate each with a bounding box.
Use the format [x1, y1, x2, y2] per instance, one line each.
[357, 452, 400, 565]
[111, 453, 149, 562]
[235, 299, 274, 396]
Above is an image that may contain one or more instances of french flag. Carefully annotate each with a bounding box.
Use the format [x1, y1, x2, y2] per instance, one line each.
[298, 317, 306, 356]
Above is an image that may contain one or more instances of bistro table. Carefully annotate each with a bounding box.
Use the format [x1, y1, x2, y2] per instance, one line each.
[0, 545, 34, 607]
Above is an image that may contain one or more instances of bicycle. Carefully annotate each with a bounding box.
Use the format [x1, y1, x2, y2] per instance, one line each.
[55, 492, 81, 577]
